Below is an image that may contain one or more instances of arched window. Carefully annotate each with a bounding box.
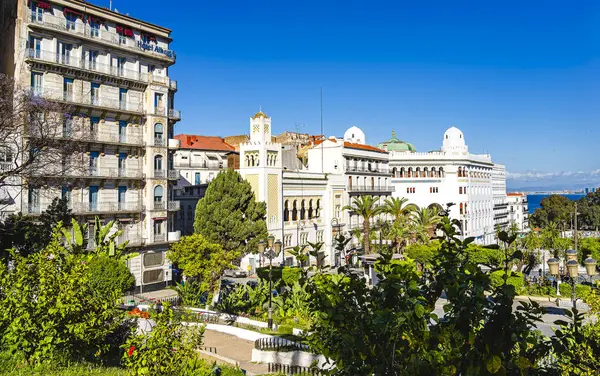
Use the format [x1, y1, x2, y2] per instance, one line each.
[392, 167, 397, 177]
[431, 167, 437, 177]
[308, 199, 313, 219]
[400, 167, 405, 178]
[316, 199, 320, 217]
[408, 167, 413, 178]
[284, 200, 290, 222]
[154, 155, 163, 170]
[460, 202, 464, 215]
[371, 177, 375, 189]
[154, 185, 164, 203]
[465, 203, 468, 214]
[439, 167, 444, 177]
[292, 200, 298, 221]
[348, 176, 352, 189]
[415, 167, 421, 178]
[300, 200, 306, 220]
[458, 167, 462, 177]
[363, 177, 367, 188]
[424, 167, 429, 177]
[154, 123, 163, 143]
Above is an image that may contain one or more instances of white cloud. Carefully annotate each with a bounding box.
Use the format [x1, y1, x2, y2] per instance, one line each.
[506, 169, 600, 181]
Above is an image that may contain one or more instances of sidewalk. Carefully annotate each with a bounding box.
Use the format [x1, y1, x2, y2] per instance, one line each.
[515, 295, 590, 311]
[201, 329, 270, 375]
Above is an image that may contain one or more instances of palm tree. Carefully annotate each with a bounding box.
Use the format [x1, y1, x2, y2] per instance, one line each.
[381, 197, 415, 253]
[508, 221, 520, 237]
[343, 195, 382, 254]
[382, 197, 414, 222]
[542, 221, 560, 258]
[411, 207, 442, 244]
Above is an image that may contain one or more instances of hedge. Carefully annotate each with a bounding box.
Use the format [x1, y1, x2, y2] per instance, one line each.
[490, 270, 525, 293]
[282, 267, 302, 286]
[256, 266, 283, 283]
[559, 283, 592, 301]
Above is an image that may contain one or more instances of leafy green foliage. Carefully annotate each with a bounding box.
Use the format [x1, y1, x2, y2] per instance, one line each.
[216, 280, 270, 317]
[194, 169, 267, 257]
[256, 266, 283, 282]
[0, 198, 73, 259]
[343, 195, 383, 254]
[530, 194, 575, 229]
[404, 240, 441, 267]
[0, 226, 123, 364]
[121, 303, 209, 376]
[170, 280, 208, 308]
[87, 255, 135, 299]
[167, 234, 236, 295]
[558, 283, 592, 301]
[489, 270, 525, 293]
[282, 267, 302, 286]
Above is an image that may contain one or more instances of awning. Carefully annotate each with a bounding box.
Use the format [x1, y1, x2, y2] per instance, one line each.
[63, 8, 83, 18]
[153, 217, 167, 221]
[206, 154, 219, 160]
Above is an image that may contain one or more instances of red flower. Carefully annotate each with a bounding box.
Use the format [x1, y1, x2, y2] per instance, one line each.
[127, 346, 135, 357]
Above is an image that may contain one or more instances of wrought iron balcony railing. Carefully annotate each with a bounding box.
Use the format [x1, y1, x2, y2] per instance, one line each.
[31, 87, 143, 113]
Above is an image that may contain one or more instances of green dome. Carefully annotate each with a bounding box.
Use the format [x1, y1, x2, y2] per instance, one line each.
[377, 130, 416, 152]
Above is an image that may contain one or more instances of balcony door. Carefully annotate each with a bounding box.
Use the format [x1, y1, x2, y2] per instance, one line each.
[91, 83, 100, 105]
[31, 3, 43, 22]
[62, 116, 72, 138]
[119, 121, 127, 143]
[118, 186, 127, 210]
[154, 185, 164, 210]
[89, 151, 99, 175]
[194, 172, 200, 185]
[118, 153, 127, 176]
[28, 186, 40, 212]
[89, 186, 99, 211]
[88, 50, 98, 70]
[61, 186, 71, 208]
[116, 57, 126, 77]
[90, 117, 99, 139]
[29, 37, 41, 58]
[60, 43, 72, 65]
[119, 88, 127, 110]
[154, 123, 163, 145]
[31, 72, 43, 96]
[63, 77, 73, 101]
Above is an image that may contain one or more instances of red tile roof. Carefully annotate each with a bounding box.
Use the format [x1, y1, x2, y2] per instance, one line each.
[311, 138, 388, 153]
[507, 192, 526, 196]
[174, 134, 235, 152]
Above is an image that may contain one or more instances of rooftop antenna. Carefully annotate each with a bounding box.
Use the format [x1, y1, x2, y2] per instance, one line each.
[109, 0, 112, 11]
[320, 86, 324, 173]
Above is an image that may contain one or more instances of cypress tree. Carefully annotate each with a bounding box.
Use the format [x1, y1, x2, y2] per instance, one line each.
[194, 169, 267, 258]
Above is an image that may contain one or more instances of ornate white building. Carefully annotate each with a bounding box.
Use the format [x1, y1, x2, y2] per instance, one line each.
[383, 127, 506, 244]
[507, 193, 529, 232]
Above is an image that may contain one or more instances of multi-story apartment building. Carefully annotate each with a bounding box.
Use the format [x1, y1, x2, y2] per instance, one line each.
[384, 127, 497, 244]
[173, 134, 235, 186]
[492, 164, 510, 232]
[0, 0, 180, 292]
[507, 192, 529, 232]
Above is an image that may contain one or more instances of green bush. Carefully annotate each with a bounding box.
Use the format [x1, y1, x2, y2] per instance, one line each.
[282, 267, 302, 286]
[256, 266, 283, 283]
[277, 324, 294, 335]
[559, 283, 592, 301]
[0, 238, 123, 364]
[88, 255, 135, 299]
[489, 270, 525, 293]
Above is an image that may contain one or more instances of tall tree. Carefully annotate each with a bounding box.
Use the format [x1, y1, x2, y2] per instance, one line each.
[194, 169, 267, 258]
[530, 194, 574, 230]
[381, 196, 414, 222]
[343, 195, 382, 254]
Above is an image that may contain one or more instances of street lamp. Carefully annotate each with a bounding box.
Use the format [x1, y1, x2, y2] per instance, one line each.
[258, 235, 282, 330]
[547, 252, 597, 309]
[331, 218, 342, 266]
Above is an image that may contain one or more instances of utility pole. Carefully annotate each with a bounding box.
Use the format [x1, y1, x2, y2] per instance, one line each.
[575, 202, 578, 252]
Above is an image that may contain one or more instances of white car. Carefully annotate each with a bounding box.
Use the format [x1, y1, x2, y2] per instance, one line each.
[223, 269, 247, 278]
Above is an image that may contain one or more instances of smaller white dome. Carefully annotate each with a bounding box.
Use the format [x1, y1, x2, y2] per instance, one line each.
[441, 126, 468, 153]
[344, 126, 366, 144]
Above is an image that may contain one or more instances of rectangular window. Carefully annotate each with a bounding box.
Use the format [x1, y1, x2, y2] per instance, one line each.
[91, 83, 100, 105]
[88, 186, 98, 211]
[31, 3, 43, 22]
[28, 186, 40, 210]
[118, 186, 127, 209]
[143, 269, 164, 284]
[60, 43, 72, 65]
[118, 152, 127, 173]
[61, 186, 71, 205]
[66, 13, 77, 31]
[90, 20, 100, 37]
[194, 172, 201, 185]
[154, 93, 164, 115]
[116, 57, 126, 76]
[119, 88, 127, 109]
[88, 50, 98, 70]
[29, 37, 41, 58]
[63, 77, 73, 101]
[144, 252, 164, 267]
[459, 187, 463, 194]
[62, 116, 72, 138]
[31, 72, 43, 95]
[119, 120, 127, 143]
[89, 151, 99, 175]
[90, 117, 99, 137]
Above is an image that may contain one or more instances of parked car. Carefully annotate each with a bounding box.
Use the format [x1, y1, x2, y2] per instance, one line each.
[223, 268, 247, 278]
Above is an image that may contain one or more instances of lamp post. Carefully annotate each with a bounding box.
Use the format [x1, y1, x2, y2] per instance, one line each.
[548, 250, 596, 309]
[331, 218, 342, 266]
[258, 235, 282, 330]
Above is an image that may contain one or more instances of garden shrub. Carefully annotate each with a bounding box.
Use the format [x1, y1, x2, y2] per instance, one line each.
[489, 270, 525, 293]
[282, 267, 302, 286]
[88, 254, 135, 299]
[277, 324, 294, 335]
[559, 283, 592, 301]
[256, 266, 283, 283]
[122, 303, 206, 375]
[0, 234, 123, 364]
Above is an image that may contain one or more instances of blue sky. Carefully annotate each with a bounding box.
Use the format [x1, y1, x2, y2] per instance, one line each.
[111, 0, 599, 190]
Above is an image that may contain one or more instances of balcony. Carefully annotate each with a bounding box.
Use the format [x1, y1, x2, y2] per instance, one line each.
[167, 201, 180, 211]
[168, 109, 181, 121]
[153, 233, 167, 243]
[153, 201, 166, 210]
[348, 186, 395, 193]
[168, 230, 181, 242]
[1, 162, 12, 173]
[154, 137, 165, 147]
[167, 169, 179, 180]
[28, 204, 41, 215]
[72, 201, 143, 214]
[31, 87, 143, 114]
[83, 167, 143, 180]
[28, 12, 176, 62]
[168, 139, 180, 149]
[153, 107, 166, 117]
[79, 130, 143, 146]
[154, 170, 165, 179]
[169, 80, 178, 91]
[345, 166, 390, 174]
[174, 160, 224, 169]
[25, 49, 150, 83]
[118, 232, 143, 247]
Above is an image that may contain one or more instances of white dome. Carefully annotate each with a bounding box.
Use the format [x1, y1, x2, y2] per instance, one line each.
[344, 126, 366, 144]
[441, 126, 468, 153]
